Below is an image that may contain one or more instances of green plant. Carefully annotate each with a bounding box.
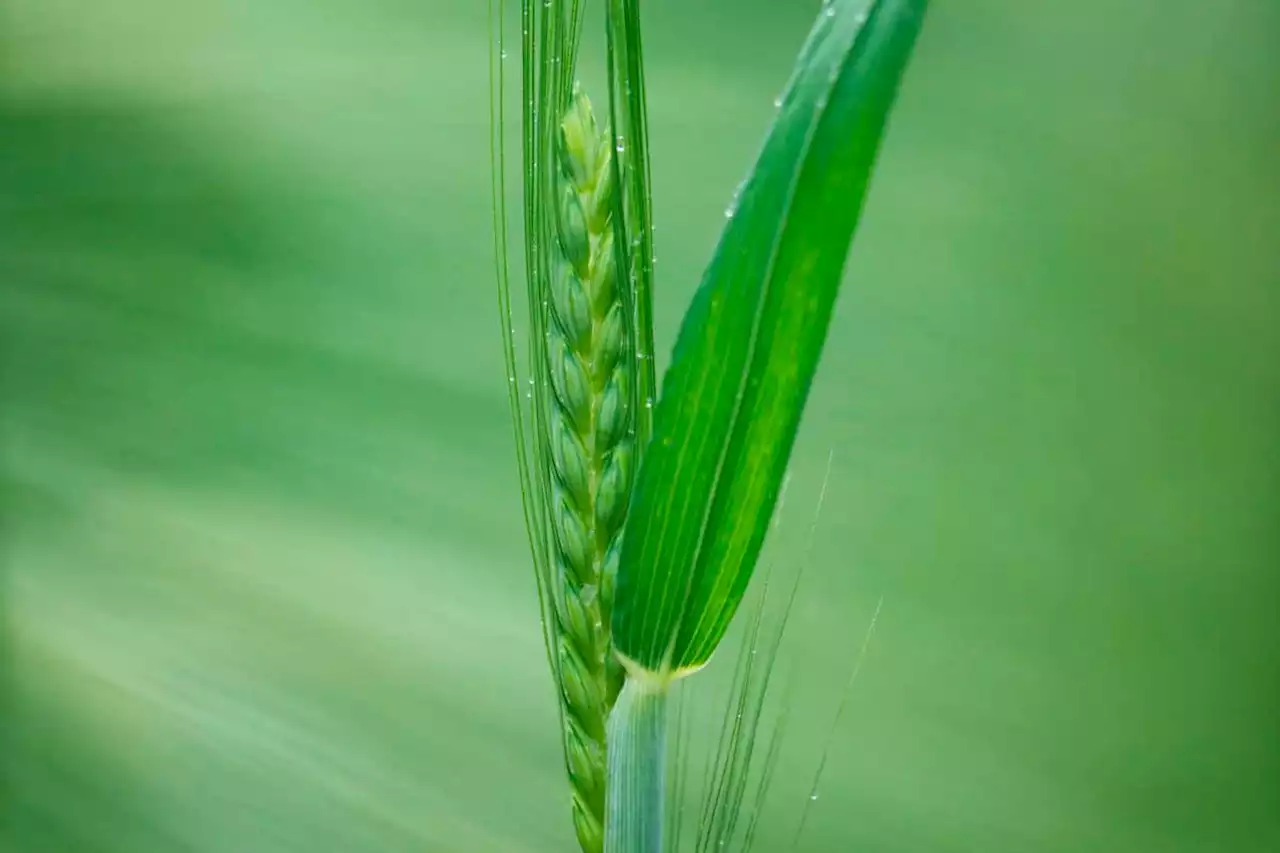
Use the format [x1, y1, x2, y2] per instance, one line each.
[490, 0, 929, 850]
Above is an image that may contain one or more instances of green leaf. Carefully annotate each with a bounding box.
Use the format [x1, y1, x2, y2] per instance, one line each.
[612, 0, 929, 676]
[605, 0, 659, 451]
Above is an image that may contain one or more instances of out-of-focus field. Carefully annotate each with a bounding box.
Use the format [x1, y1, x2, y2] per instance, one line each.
[2, 2, 1277, 851]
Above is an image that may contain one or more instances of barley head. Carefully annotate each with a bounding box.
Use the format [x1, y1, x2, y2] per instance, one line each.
[546, 84, 634, 853]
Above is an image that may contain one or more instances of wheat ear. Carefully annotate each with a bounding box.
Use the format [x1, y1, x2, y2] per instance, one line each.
[546, 85, 633, 853]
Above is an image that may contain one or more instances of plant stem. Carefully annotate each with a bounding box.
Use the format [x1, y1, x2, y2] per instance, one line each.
[604, 676, 669, 853]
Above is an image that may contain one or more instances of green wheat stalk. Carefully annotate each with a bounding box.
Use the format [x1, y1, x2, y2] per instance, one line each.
[489, 0, 652, 849]
[546, 85, 635, 852]
[490, 1, 929, 851]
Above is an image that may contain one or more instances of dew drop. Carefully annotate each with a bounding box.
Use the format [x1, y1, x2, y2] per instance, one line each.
[724, 180, 747, 219]
[810, 793, 820, 801]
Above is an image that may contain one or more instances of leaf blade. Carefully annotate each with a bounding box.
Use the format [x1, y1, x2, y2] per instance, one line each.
[612, 0, 929, 674]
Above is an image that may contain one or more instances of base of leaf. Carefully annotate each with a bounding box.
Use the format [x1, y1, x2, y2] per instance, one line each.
[604, 677, 669, 853]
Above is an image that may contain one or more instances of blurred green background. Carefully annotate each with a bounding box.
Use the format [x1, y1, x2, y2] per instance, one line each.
[2, 1, 1277, 851]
